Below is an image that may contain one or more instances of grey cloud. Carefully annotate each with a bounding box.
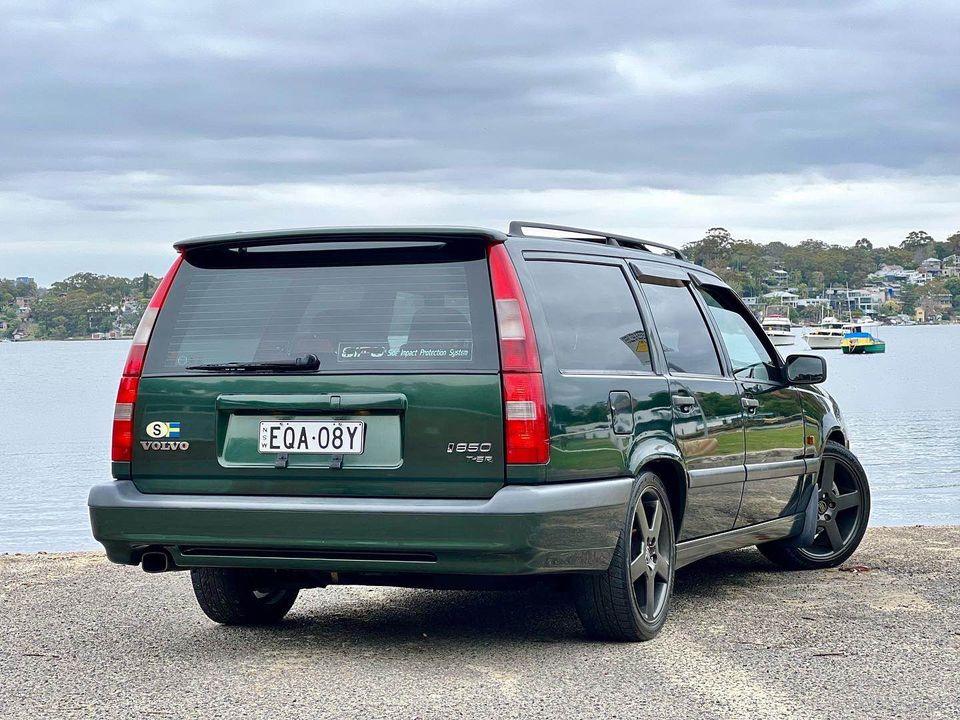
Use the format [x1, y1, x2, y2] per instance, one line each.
[3, 0, 958, 188]
[1, 0, 959, 282]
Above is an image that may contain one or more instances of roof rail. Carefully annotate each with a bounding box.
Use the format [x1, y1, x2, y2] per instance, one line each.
[507, 221, 686, 261]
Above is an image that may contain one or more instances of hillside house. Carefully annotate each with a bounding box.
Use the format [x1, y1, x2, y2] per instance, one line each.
[761, 290, 799, 308]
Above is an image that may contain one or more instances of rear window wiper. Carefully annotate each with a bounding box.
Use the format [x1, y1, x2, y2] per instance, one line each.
[186, 354, 320, 372]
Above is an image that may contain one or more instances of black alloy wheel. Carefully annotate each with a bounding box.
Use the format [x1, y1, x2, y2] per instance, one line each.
[800, 449, 867, 560]
[758, 440, 871, 570]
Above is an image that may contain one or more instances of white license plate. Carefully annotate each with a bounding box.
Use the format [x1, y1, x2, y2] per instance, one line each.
[258, 420, 365, 455]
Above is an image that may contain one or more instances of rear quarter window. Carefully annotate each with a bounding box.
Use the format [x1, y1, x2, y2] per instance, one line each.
[143, 244, 499, 374]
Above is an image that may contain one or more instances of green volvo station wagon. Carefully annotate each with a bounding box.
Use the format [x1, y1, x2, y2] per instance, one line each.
[89, 222, 871, 641]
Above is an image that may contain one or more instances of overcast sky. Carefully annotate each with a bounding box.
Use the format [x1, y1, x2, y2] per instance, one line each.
[1, 1, 959, 283]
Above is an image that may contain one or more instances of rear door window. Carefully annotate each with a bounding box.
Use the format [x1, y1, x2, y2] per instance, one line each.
[144, 244, 499, 374]
[526, 260, 653, 374]
[640, 282, 723, 376]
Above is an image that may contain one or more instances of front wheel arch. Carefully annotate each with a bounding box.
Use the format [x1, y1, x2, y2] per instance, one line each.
[825, 427, 847, 447]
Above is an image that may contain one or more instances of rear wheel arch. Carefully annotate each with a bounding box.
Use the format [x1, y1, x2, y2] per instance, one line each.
[638, 458, 687, 540]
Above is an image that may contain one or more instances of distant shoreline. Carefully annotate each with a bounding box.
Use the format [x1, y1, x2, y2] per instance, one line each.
[4, 322, 960, 345]
[1, 336, 133, 343]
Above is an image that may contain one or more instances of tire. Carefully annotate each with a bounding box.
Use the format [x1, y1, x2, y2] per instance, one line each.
[191, 568, 299, 625]
[758, 440, 871, 570]
[572, 472, 676, 641]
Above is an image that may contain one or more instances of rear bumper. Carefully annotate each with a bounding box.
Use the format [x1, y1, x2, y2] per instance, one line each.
[88, 479, 631, 575]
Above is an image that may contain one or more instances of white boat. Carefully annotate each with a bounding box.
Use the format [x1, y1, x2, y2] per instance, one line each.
[761, 316, 794, 346]
[806, 316, 845, 349]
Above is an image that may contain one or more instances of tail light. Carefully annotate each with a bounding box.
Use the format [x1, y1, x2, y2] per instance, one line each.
[112, 255, 183, 462]
[488, 244, 549, 464]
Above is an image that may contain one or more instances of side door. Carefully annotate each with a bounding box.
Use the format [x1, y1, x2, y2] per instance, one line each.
[632, 268, 746, 540]
[694, 283, 808, 526]
[521, 254, 672, 483]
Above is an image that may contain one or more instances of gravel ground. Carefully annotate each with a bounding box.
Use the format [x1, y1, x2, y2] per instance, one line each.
[1, 526, 958, 719]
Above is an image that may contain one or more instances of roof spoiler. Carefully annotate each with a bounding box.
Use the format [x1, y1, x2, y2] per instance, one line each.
[174, 226, 509, 252]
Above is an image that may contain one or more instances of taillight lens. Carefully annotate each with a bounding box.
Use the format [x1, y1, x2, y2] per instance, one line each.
[488, 244, 549, 464]
[502, 372, 549, 464]
[111, 376, 139, 462]
[488, 244, 540, 372]
[112, 255, 183, 462]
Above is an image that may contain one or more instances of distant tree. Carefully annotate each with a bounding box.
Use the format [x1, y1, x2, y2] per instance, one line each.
[715, 267, 751, 295]
[25, 272, 160, 339]
[684, 228, 734, 269]
[873, 246, 914, 268]
[854, 238, 873, 250]
[917, 278, 948, 296]
[898, 283, 919, 314]
[878, 300, 901, 317]
[942, 277, 960, 310]
[945, 231, 960, 254]
[760, 241, 782, 253]
[902, 230, 934, 250]
[811, 271, 825, 293]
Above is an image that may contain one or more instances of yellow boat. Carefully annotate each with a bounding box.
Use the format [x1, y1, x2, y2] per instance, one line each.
[840, 324, 886, 354]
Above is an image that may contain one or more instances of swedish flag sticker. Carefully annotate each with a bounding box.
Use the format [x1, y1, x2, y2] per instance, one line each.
[167, 422, 181, 438]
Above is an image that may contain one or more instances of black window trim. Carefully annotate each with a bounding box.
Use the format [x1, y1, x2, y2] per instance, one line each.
[629, 267, 727, 381]
[522, 254, 662, 377]
[690, 274, 787, 387]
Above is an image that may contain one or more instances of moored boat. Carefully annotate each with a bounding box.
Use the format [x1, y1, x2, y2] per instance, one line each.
[840, 324, 886, 354]
[805, 316, 845, 349]
[761, 316, 794, 346]
[760, 305, 794, 346]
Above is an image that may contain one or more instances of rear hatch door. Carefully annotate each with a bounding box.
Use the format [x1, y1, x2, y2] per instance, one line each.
[133, 237, 504, 499]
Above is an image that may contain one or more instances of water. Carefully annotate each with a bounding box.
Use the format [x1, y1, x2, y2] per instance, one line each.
[1, 326, 959, 552]
[0, 340, 129, 552]
[805, 324, 960, 528]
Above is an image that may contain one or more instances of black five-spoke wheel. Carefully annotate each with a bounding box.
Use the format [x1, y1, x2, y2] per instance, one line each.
[758, 440, 871, 570]
[804, 452, 864, 558]
[573, 472, 676, 641]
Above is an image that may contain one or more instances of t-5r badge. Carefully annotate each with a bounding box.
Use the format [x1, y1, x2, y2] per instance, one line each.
[146, 421, 181, 438]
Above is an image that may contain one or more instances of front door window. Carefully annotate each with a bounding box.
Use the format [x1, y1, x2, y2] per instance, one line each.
[696, 286, 777, 381]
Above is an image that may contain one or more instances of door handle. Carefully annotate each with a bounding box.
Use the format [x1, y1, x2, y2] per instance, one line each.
[741, 397, 760, 413]
[671, 394, 696, 413]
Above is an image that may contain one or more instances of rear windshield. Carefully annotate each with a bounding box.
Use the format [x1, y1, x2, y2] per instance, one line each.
[143, 243, 499, 374]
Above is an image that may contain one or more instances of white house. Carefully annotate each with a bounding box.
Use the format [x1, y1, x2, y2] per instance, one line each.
[919, 257, 943, 275]
[761, 290, 800, 307]
[825, 287, 880, 315]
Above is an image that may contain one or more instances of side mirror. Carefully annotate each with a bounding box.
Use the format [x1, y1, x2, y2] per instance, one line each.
[785, 354, 827, 385]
